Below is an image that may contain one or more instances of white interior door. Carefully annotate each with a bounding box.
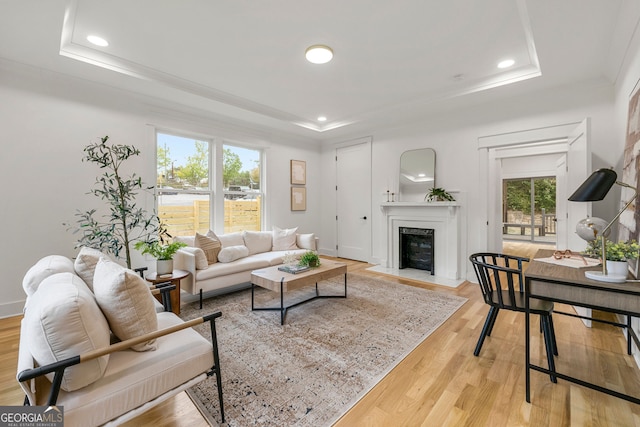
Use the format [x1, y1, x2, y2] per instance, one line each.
[566, 118, 592, 252]
[555, 154, 568, 249]
[566, 119, 593, 326]
[336, 141, 371, 262]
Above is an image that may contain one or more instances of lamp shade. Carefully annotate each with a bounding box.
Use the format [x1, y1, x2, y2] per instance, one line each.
[568, 168, 617, 201]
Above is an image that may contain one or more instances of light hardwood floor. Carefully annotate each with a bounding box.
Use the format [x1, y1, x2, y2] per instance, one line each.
[3, 242, 640, 426]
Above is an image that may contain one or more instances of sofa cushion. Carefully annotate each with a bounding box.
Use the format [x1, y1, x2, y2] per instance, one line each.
[272, 226, 298, 251]
[93, 258, 158, 351]
[195, 232, 221, 264]
[74, 246, 112, 291]
[217, 245, 250, 263]
[24, 272, 110, 392]
[195, 255, 270, 280]
[23, 255, 76, 297]
[218, 232, 244, 248]
[244, 231, 273, 255]
[296, 233, 316, 250]
[181, 246, 209, 270]
[262, 249, 309, 266]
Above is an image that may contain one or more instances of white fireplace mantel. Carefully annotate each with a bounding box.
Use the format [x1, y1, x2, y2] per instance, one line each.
[378, 201, 463, 287]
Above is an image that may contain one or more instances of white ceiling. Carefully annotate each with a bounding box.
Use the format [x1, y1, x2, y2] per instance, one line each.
[0, 0, 635, 141]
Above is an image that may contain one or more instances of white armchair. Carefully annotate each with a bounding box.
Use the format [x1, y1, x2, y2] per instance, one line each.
[17, 250, 225, 426]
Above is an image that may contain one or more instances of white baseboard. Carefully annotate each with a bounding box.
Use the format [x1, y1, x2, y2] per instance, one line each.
[0, 299, 25, 319]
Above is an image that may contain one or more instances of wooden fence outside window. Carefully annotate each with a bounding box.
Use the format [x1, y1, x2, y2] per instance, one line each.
[159, 198, 261, 237]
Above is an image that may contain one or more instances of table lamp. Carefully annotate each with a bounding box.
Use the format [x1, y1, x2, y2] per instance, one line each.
[568, 168, 638, 281]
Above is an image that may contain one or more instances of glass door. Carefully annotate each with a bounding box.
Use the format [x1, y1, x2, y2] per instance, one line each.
[503, 177, 556, 243]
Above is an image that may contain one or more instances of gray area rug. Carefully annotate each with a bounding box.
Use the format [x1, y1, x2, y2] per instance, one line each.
[179, 272, 467, 426]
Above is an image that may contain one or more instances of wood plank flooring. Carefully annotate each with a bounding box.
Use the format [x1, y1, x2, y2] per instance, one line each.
[3, 242, 640, 426]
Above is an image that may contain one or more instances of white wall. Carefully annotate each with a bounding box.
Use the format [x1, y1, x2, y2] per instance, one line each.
[320, 82, 617, 280]
[0, 63, 321, 318]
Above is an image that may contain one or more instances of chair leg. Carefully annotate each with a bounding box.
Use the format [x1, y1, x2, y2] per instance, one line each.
[548, 314, 558, 356]
[541, 315, 557, 383]
[474, 306, 499, 356]
[486, 306, 500, 336]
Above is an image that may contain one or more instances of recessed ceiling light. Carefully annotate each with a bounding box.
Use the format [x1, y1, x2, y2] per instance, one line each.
[305, 45, 333, 64]
[87, 35, 109, 47]
[317, 116, 327, 122]
[497, 59, 515, 69]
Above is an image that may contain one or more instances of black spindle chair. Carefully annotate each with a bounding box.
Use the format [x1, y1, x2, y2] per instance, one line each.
[469, 252, 557, 382]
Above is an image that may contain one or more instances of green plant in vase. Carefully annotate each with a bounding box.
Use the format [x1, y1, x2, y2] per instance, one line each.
[299, 251, 320, 268]
[134, 240, 187, 261]
[424, 187, 455, 202]
[584, 237, 640, 261]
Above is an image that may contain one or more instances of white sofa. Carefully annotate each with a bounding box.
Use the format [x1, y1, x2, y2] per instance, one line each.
[17, 248, 224, 426]
[174, 229, 317, 307]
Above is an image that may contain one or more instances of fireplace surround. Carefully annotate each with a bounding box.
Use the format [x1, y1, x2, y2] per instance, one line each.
[379, 201, 463, 285]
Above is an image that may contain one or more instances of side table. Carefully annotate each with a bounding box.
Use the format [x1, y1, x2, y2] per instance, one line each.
[145, 269, 189, 315]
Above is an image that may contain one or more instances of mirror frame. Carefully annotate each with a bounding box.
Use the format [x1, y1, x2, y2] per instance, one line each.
[399, 148, 436, 201]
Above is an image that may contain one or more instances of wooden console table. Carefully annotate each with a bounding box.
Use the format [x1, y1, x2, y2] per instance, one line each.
[524, 249, 640, 404]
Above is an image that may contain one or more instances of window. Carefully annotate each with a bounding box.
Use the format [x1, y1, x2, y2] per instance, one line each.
[156, 133, 263, 236]
[157, 132, 211, 237]
[222, 144, 262, 233]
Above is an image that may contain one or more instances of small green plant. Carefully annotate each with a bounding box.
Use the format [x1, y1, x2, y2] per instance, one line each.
[134, 240, 187, 260]
[424, 187, 455, 202]
[298, 251, 320, 267]
[584, 237, 640, 261]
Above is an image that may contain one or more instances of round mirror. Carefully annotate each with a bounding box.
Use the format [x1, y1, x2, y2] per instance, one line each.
[399, 148, 435, 201]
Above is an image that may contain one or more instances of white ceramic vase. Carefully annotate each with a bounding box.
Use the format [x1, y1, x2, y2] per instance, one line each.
[157, 259, 173, 275]
[606, 260, 628, 277]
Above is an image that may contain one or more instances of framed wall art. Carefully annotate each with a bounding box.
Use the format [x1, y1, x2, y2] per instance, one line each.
[618, 76, 640, 278]
[291, 187, 306, 211]
[291, 160, 306, 185]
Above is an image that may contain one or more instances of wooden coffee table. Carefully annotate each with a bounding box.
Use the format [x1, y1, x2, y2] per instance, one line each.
[250, 259, 348, 324]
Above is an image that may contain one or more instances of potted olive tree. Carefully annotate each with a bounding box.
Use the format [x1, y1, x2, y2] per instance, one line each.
[65, 136, 160, 269]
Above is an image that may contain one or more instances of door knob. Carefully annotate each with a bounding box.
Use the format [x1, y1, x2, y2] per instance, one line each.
[360, 216, 367, 220]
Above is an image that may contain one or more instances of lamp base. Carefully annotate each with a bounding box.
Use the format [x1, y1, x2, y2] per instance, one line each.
[585, 270, 627, 283]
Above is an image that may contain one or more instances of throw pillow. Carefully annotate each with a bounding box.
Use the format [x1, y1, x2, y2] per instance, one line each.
[181, 246, 209, 270]
[24, 272, 110, 391]
[22, 255, 76, 297]
[74, 246, 112, 291]
[272, 226, 298, 251]
[296, 233, 316, 251]
[218, 231, 244, 248]
[217, 245, 250, 263]
[243, 231, 273, 255]
[92, 258, 158, 351]
[195, 232, 221, 264]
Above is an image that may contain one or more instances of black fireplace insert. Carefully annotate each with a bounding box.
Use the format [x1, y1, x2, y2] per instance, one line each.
[399, 227, 434, 275]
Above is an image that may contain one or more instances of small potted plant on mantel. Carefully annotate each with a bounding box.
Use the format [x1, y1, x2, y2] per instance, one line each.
[424, 187, 455, 202]
[134, 240, 187, 275]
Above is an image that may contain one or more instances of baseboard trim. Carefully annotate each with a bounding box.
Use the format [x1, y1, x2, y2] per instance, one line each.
[0, 300, 25, 319]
